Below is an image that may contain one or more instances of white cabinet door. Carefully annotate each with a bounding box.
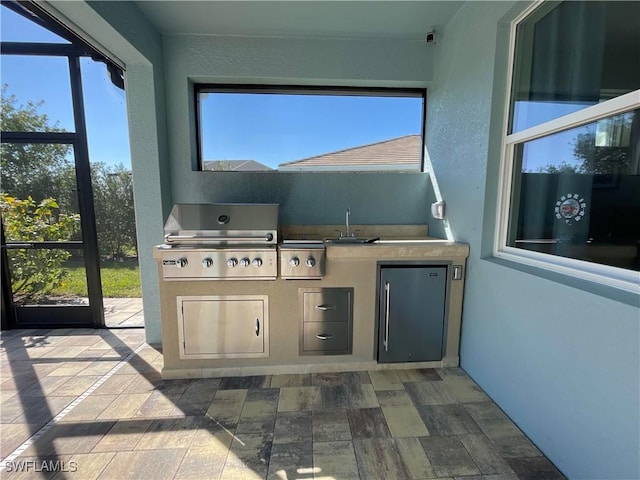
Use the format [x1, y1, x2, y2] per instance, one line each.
[178, 295, 268, 358]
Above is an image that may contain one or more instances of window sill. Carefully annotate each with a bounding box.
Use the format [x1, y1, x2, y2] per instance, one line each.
[487, 250, 640, 307]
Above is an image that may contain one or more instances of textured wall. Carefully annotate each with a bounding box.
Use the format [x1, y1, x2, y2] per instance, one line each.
[71, 1, 173, 344]
[66, 4, 437, 342]
[171, 171, 430, 225]
[426, 2, 640, 478]
[163, 34, 433, 226]
[59, 7, 639, 476]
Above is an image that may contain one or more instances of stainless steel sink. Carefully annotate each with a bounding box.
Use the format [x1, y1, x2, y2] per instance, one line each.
[325, 237, 379, 244]
[325, 207, 380, 244]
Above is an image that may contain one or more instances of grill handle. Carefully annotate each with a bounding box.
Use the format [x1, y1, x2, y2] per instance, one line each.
[164, 233, 274, 244]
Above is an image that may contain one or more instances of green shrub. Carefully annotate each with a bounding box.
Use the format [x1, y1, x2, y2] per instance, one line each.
[0, 194, 80, 303]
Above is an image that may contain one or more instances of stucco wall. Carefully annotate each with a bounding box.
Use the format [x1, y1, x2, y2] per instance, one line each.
[55, 4, 639, 476]
[426, 2, 640, 478]
[62, 1, 172, 344]
[64, 3, 437, 343]
[162, 34, 433, 226]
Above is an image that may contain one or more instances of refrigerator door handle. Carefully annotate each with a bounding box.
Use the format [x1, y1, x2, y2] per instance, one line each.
[383, 282, 390, 351]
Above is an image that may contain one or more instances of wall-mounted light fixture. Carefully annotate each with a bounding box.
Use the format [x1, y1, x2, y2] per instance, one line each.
[431, 200, 445, 220]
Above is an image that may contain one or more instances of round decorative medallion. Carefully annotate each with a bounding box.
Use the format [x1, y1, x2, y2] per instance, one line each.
[555, 194, 586, 224]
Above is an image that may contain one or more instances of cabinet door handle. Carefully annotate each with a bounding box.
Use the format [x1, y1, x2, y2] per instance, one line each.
[255, 318, 260, 336]
[316, 304, 336, 311]
[383, 282, 390, 351]
[316, 333, 335, 340]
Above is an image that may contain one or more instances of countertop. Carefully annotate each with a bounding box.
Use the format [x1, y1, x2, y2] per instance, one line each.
[281, 225, 469, 259]
[323, 237, 470, 259]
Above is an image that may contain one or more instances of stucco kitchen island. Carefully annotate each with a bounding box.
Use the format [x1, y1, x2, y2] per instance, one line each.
[154, 233, 469, 379]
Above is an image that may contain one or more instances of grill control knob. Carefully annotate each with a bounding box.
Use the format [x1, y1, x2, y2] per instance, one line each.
[240, 257, 251, 267]
[202, 258, 213, 268]
[176, 257, 188, 268]
[306, 256, 316, 267]
[227, 258, 238, 268]
[289, 257, 300, 267]
[252, 258, 263, 267]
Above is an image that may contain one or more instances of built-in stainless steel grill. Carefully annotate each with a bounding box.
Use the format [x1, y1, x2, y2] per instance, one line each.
[159, 203, 279, 280]
[163, 203, 278, 246]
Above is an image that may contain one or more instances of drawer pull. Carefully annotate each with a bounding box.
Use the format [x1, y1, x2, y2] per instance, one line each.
[316, 304, 337, 311]
[255, 318, 260, 336]
[316, 333, 335, 340]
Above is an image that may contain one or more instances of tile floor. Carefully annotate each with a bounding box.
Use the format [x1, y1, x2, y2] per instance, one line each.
[0, 328, 565, 480]
[103, 298, 144, 328]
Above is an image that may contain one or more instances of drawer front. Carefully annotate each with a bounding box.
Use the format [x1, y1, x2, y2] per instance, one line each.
[303, 322, 349, 353]
[303, 290, 351, 323]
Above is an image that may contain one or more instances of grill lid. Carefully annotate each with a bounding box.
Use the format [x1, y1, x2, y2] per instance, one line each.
[164, 203, 278, 246]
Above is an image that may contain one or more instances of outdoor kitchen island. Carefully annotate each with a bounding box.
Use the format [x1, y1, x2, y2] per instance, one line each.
[154, 226, 469, 380]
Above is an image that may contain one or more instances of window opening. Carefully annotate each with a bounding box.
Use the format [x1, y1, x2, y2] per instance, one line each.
[1, 1, 138, 327]
[196, 86, 426, 172]
[497, 0, 640, 289]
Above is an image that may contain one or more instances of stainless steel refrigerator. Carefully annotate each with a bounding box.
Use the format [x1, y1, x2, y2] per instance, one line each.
[377, 265, 447, 363]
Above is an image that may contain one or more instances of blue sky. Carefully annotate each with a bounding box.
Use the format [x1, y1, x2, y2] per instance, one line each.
[200, 93, 423, 168]
[2, 4, 423, 171]
[1, 6, 131, 169]
[1, 4, 597, 173]
[513, 100, 593, 172]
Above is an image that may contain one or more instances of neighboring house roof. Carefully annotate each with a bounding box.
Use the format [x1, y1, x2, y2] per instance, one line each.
[203, 160, 272, 171]
[278, 135, 422, 171]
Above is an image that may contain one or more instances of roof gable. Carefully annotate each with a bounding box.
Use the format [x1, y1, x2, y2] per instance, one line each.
[278, 135, 422, 171]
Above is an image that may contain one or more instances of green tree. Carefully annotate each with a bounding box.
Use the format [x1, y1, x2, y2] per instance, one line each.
[533, 112, 635, 175]
[0, 84, 74, 206]
[2, 85, 138, 258]
[536, 161, 580, 174]
[91, 162, 137, 257]
[572, 132, 631, 174]
[0, 194, 80, 303]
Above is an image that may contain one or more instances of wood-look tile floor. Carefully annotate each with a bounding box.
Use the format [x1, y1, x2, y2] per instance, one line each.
[0, 328, 565, 480]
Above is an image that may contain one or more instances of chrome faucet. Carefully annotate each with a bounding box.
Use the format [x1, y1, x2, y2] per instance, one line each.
[335, 207, 356, 238]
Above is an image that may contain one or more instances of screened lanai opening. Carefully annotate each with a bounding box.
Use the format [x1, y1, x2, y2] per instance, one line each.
[1, 2, 142, 329]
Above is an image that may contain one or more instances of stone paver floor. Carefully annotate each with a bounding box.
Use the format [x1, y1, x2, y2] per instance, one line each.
[0, 328, 565, 479]
[103, 298, 143, 328]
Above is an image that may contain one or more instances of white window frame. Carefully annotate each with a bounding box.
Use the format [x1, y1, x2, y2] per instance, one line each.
[494, 1, 640, 294]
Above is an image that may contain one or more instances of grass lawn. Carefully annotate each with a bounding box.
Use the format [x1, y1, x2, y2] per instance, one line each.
[58, 258, 141, 298]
